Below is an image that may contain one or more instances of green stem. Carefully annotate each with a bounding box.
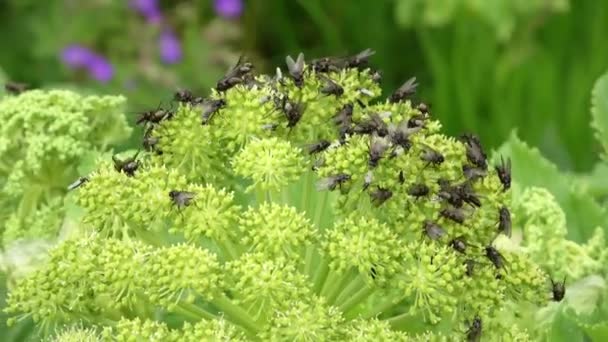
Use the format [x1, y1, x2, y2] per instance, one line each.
[17, 186, 42, 218]
[320, 269, 354, 305]
[303, 245, 315, 279]
[339, 285, 375, 315]
[300, 171, 312, 213]
[132, 226, 165, 247]
[357, 297, 403, 320]
[335, 275, 366, 306]
[383, 311, 428, 332]
[212, 295, 261, 333]
[255, 186, 266, 204]
[217, 238, 240, 260]
[312, 256, 329, 294]
[174, 302, 217, 321]
[313, 190, 329, 229]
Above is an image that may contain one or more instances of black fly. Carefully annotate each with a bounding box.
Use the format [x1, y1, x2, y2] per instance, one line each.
[310, 56, 342, 73]
[278, 96, 305, 129]
[136, 107, 173, 126]
[417, 102, 430, 115]
[112, 151, 141, 177]
[408, 183, 429, 199]
[421, 145, 445, 168]
[334, 103, 354, 126]
[5, 81, 29, 95]
[370, 187, 392, 206]
[67, 176, 89, 191]
[497, 206, 511, 237]
[142, 128, 161, 154]
[307, 140, 331, 155]
[200, 98, 227, 125]
[466, 316, 482, 342]
[398, 170, 405, 184]
[317, 173, 351, 191]
[440, 207, 466, 224]
[368, 135, 390, 168]
[354, 113, 389, 137]
[462, 165, 487, 181]
[423, 220, 446, 240]
[389, 77, 418, 103]
[460, 134, 487, 170]
[173, 89, 202, 105]
[169, 190, 196, 210]
[344, 48, 376, 69]
[407, 114, 427, 129]
[285, 53, 305, 88]
[216, 56, 254, 91]
[550, 276, 566, 302]
[437, 179, 464, 208]
[495, 156, 512, 191]
[485, 246, 504, 269]
[458, 182, 482, 208]
[450, 238, 467, 253]
[319, 75, 344, 97]
[388, 121, 420, 152]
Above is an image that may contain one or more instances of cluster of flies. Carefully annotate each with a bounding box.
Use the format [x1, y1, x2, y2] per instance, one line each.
[56, 48, 564, 340]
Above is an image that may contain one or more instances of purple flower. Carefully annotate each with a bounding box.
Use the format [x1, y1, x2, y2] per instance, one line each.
[214, 0, 243, 19]
[60, 45, 114, 83]
[129, 0, 163, 23]
[159, 30, 182, 64]
[61, 45, 96, 68]
[87, 55, 114, 83]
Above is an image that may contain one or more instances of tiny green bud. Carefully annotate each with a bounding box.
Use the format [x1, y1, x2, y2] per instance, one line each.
[232, 137, 305, 193]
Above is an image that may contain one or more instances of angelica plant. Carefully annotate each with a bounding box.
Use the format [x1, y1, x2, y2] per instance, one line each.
[5, 52, 556, 341]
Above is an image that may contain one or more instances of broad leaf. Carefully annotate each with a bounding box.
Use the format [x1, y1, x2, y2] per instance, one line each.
[592, 71, 608, 160]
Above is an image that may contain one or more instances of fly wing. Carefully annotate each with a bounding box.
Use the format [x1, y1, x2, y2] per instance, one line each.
[397, 77, 418, 95]
[286, 53, 305, 75]
[316, 177, 336, 191]
[355, 48, 376, 61]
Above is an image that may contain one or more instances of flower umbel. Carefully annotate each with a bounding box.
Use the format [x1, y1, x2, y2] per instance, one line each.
[5, 50, 555, 340]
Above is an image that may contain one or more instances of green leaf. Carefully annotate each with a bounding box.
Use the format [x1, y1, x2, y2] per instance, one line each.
[583, 323, 608, 342]
[572, 162, 608, 201]
[592, 70, 608, 160]
[495, 132, 608, 242]
[549, 308, 586, 342]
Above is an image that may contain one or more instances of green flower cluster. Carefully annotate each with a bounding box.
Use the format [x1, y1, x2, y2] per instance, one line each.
[0, 90, 131, 249]
[4, 52, 557, 340]
[516, 187, 608, 280]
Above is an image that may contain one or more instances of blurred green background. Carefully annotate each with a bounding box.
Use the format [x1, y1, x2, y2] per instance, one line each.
[0, 0, 606, 171]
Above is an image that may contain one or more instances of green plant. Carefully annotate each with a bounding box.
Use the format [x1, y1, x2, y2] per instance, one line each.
[3, 55, 565, 341]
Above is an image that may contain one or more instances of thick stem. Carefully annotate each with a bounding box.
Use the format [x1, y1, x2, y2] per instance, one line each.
[312, 190, 329, 229]
[217, 238, 240, 261]
[356, 296, 404, 320]
[339, 285, 376, 315]
[174, 302, 217, 321]
[384, 311, 416, 330]
[303, 245, 315, 278]
[212, 295, 261, 333]
[335, 275, 366, 306]
[312, 255, 329, 294]
[132, 225, 165, 247]
[320, 269, 354, 305]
